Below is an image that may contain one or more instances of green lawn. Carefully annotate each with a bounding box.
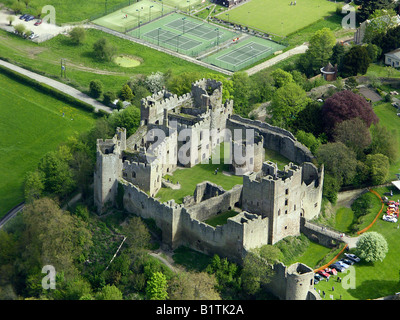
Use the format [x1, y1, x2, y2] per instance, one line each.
[0, 28, 219, 95]
[1, 0, 135, 24]
[367, 63, 400, 79]
[0, 73, 96, 219]
[334, 207, 355, 234]
[373, 101, 400, 180]
[205, 209, 238, 227]
[220, 0, 339, 37]
[156, 144, 243, 203]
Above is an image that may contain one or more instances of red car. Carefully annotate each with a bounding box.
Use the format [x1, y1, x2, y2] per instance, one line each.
[34, 19, 42, 26]
[325, 267, 337, 275]
[317, 270, 330, 279]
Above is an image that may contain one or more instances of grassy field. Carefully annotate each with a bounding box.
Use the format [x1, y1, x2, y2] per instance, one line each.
[0, 28, 219, 94]
[219, 0, 339, 37]
[0, 72, 97, 219]
[1, 0, 135, 24]
[373, 101, 400, 180]
[367, 63, 400, 79]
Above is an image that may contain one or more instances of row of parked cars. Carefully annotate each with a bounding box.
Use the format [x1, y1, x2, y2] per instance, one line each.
[314, 253, 360, 284]
[19, 13, 42, 26]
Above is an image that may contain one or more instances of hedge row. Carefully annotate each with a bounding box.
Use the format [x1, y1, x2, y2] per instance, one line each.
[0, 63, 105, 117]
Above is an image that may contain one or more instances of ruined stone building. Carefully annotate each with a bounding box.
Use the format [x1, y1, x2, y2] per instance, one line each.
[94, 79, 324, 300]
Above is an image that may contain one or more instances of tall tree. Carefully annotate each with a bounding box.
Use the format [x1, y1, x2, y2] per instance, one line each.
[356, 232, 388, 263]
[316, 142, 358, 186]
[341, 45, 371, 77]
[299, 28, 336, 76]
[333, 117, 372, 159]
[321, 90, 379, 138]
[268, 82, 310, 129]
[231, 71, 252, 117]
[20, 198, 92, 280]
[146, 271, 168, 300]
[358, 0, 396, 22]
[365, 153, 390, 185]
[369, 124, 398, 163]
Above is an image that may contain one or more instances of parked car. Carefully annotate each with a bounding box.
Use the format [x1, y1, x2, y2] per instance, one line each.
[325, 267, 337, 275]
[25, 15, 35, 21]
[34, 19, 42, 26]
[314, 273, 322, 284]
[30, 34, 39, 40]
[344, 253, 360, 263]
[383, 214, 398, 223]
[19, 14, 28, 20]
[342, 258, 355, 266]
[338, 260, 350, 269]
[317, 270, 330, 279]
[330, 263, 345, 272]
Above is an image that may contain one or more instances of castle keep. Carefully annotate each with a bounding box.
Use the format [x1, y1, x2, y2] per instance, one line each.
[94, 79, 324, 300]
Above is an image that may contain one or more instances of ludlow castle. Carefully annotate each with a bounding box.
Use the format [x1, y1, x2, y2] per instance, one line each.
[94, 79, 325, 300]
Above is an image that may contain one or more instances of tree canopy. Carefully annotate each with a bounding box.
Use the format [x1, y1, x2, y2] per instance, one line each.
[321, 90, 379, 138]
[356, 232, 389, 263]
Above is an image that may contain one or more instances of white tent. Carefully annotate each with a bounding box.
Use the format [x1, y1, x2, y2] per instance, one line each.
[392, 180, 400, 191]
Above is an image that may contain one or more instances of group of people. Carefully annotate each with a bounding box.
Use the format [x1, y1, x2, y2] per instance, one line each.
[290, 1, 297, 5]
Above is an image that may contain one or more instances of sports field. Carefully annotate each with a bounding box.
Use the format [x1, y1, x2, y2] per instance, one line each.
[0, 73, 96, 219]
[202, 36, 285, 71]
[93, 0, 173, 33]
[128, 12, 238, 57]
[219, 0, 340, 37]
[92, 0, 208, 33]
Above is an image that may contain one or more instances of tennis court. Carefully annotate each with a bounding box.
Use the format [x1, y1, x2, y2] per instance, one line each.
[143, 28, 203, 51]
[93, 0, 173, 33]
[202, 36, 286, 71]
[128, 12, 238, 57]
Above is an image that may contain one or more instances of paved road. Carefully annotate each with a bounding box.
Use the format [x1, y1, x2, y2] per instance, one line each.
[0, 202, 24, 229]
[0, 59, 113, 114]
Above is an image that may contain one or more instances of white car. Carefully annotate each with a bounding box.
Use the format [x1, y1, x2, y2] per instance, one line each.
[338, 260, 350, 269]
[383, 215, 398, 223]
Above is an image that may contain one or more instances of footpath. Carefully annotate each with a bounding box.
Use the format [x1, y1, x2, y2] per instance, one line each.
[0, 59, 113, 114]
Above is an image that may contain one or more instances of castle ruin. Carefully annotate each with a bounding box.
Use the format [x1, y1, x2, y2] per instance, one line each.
[94, 79, 324, 300]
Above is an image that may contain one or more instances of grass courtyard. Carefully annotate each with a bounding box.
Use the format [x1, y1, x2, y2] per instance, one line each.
[0, 72, 97, 219]
[156, 143, 291, 204]
[220, 0, 340, 37]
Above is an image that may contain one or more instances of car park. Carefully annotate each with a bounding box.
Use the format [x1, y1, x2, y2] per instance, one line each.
[344, 253, 360, 263]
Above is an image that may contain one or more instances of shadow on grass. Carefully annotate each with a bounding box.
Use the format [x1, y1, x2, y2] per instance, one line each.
[347, 279, 400, 300]
[172, 246, 213, 272]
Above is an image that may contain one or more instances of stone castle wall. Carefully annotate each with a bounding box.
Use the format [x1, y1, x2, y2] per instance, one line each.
[227, 114, 314, 164]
